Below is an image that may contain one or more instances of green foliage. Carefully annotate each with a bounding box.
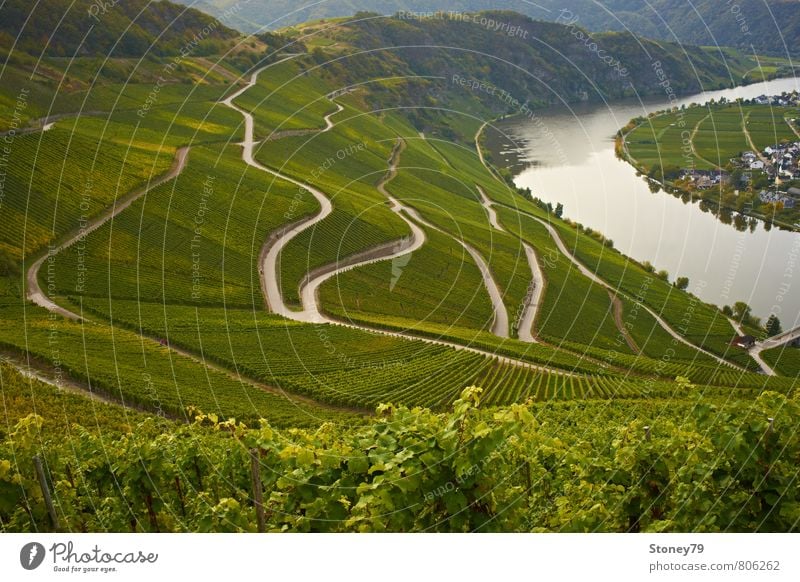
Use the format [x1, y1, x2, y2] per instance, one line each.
[0, 363, 162, 440]
[766, 315, 783, 337]
[3, 380, 799, 532]
[199, 1, 800, 58]
[0, 296, 351, 427]
[49, 144, 312, 307]
[761, 346, 800, 378]
[0, 121, 174, 260]
[1, 0, 239, 58]
[733, 301, 755, 326]
[0, 250, 19, 276]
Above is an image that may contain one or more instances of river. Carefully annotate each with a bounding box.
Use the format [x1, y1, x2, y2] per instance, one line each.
[488, 77, 800, 326]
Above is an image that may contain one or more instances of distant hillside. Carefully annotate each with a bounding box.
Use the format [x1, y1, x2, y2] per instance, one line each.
[0, 1, 297, 131]
[0, 0, 240, 57]
[281, 10, 769, 136]
[180, 0, 800, 56]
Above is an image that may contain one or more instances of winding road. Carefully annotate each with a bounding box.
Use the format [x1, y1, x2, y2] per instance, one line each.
[476, 185, 543, 343]
[218, 64, 590, 373]
[689, 113, 724, 169]
[16, 56, 578, 417]
[748, 322, 800, 375]
[221, 58, 336, 320]
[22, 56, 770, 415]
[225, 65, 511, 338]
[25, 146, 190, 320]
[509, 203, 743, 370]
[742, 111, 772, 166]
[261, 103, 344, 142]
[297, 139, 426, 322]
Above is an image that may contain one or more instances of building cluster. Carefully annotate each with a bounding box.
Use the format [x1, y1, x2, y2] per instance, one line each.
[668, 92, 800, 212]
[750, 91, 800, 107]
[725, 92, 800, 209]
[679, 169, 730, 189]
[735, 142, 800, 208]
[758, 188, 798, 208]
[763, 142, 800, 180]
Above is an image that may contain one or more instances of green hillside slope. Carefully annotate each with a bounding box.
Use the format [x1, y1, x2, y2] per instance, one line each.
[182, 0, 800, 56]
[1, 2, 798, 534]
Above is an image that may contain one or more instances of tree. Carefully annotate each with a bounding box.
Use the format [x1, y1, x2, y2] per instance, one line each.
[766, 314, 782, 336]
[656, 269, 669, 281]
[554, 203, 564, 218]
[732, 301, 752, 323]
[674, 276, 689, 291]
[722, 305, 733, 317]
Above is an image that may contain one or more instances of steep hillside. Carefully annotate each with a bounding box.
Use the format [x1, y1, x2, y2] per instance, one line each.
[0, 1, 298, 130]
[288, 11, 771, 135]
[0, 0, 239, 57]
[181, 0, 800, 56]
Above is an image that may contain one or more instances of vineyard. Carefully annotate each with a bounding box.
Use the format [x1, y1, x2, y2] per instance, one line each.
[1, 2, 799, 535]
[621, 101, 800, 227]
[48, 144, 317, 307]
[623, 105, 800, 170]
[2, 365, 797, 532]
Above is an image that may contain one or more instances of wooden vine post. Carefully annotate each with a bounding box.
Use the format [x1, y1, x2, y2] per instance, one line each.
[33, 455, 60, 530]
[250, 448, 266, 533]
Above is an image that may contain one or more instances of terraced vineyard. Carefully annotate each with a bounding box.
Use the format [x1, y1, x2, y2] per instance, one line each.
[2, 1, 800, 537]
[3, 46, 792, 425]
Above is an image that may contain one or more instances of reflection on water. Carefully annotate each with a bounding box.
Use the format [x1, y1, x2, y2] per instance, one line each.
[489, 77, 800, 323]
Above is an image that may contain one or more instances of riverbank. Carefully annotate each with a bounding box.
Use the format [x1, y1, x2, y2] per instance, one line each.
[616, 100, 800, 233]
[486, 76, 800, 324]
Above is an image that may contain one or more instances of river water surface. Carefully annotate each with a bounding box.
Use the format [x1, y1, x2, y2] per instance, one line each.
[488, 77, 800, 325]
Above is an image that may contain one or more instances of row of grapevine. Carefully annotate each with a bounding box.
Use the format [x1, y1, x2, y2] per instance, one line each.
[3, 371, 797, 532]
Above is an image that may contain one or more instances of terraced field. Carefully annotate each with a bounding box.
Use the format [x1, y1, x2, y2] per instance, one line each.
[624, 104, 800, 171]
[2, 46, 794, 437]
[7, 1, 800, 539]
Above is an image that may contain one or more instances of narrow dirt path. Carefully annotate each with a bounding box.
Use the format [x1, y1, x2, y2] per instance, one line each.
[609, 290, 640, 354]
[294, 136, 510, 338]
[261, 103, 344, 142]
[742, 111, 771, 165]
[221, 58, 335, 321]
[402, 203, 510, 338]
[1, 350, 120, 406]
[0, 110, 106, 137]
[476, 185, 543, 343]
[784, 116, 800, 140]
[475, 122, 504, 183]
[504, 203, 744, 370]
[25, 146, 190, 320]
[689, 113, 725, 169]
